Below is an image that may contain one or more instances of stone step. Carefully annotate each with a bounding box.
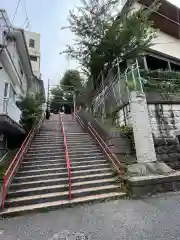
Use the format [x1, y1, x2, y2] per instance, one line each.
[22, 160, 66, 166]
[5, 184, 120, 208]
[63, 144, 97, 148]
[68, 152, 103, 158]
[24, 156, 65, 161]
[31, 143, 63, 146]
[10, 175, 115, 190]
[66, 137, 93, 141]
[67, 149, 101, 154]
[69, 159, 108, 166]
[29, 146, 65, 150]
[26, 152, 63, 157]
[14, 168, 112, 182]
[17, 165, 110, 176]
[13, 172, 114, 185]
[69, 155, 105, 161]
[27, 149, 64, 154]
[21, 162, 66, 170]
[1, 192, 126, 217]
[17, 167, 68, 176]
[20, 162, 108, 172]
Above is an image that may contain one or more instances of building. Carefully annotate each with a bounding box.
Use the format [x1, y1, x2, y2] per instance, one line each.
[120, 0, 180, 72]
[0, 9, 39, 156]
[24, 31, 40, 79]
[24, 30, 45, 100]
[91, 0, 180, 140]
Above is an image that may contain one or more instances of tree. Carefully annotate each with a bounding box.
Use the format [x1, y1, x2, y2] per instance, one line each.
[60, 69, 84, 106]
[19, 94, 44, 133]
[62, 0, 160, 81]
[50, 69, 84, 112]
[50, 87, 64, 112]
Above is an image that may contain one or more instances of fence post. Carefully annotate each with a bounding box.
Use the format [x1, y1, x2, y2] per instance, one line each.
[129, 91, 157, 163]
[127, 63, 157, 164]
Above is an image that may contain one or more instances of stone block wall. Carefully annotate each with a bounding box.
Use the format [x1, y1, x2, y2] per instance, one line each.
[148, 104, 180, 139]
[155, 141, 180, 170]
[117, 103, 180, 140]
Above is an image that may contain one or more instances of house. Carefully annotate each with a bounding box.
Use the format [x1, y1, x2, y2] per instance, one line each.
[0, 9, 43, 156]
[91, 0, 180, 141]
[121, 0, 180, 72]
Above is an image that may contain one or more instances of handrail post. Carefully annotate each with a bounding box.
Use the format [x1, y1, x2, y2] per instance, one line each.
[1, 175, 6, 210]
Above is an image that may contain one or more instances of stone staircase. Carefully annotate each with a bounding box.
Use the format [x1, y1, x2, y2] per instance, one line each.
[1, 114, 125, 216]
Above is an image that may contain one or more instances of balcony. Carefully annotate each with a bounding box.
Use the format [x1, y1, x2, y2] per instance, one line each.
[0, 97, 24, 135]
[0, 97, 21, 124]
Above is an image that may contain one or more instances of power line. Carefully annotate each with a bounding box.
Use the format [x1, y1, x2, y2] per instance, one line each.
[21, 0, 30, 29]
[12, 0, 21, 24]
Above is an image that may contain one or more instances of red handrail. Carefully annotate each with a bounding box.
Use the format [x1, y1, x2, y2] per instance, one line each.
[1, 115, 44, 210]
[59, 114, 72, 200]
[75, 113, 124, 181]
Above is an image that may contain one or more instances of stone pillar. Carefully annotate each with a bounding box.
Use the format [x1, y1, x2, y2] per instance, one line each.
[130, 91, 157, 163]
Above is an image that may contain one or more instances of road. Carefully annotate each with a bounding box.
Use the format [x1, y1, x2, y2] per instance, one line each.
[1, 192, 180, 239]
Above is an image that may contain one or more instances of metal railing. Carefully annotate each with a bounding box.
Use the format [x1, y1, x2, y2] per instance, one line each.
[75, 113, 125, 183]
[59, 114, 72, 200]
[1, 115, 44, 210]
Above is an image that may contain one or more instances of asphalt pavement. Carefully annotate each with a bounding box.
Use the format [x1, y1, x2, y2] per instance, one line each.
[1, 192, 180, 240]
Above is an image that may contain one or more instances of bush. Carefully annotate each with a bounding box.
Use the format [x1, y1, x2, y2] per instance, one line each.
[18, 94, 44, 133]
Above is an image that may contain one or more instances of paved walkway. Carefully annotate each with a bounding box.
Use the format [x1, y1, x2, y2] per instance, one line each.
[1, 192, 180, 239]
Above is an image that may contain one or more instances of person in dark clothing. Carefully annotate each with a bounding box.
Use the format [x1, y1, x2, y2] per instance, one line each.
[46, 109, 50, 119]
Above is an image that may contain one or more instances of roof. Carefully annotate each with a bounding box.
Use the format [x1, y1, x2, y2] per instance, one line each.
[121, 0, 180, 39]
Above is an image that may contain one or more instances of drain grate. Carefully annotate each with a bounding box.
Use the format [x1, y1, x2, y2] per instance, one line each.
[49, 231, 88, 240]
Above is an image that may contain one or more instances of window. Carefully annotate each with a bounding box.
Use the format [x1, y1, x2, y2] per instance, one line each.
[30, 55, 37, 61]
[146, 55, 169, 70]
[9, 85, 16, 102]
[18, 61, 23, 76]
[170, 63, 180, 71]
[29, 39, 35, 48]
[4, 83, 8, 97]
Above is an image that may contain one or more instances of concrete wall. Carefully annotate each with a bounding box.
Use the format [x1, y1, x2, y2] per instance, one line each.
[24, 31, 40, 78]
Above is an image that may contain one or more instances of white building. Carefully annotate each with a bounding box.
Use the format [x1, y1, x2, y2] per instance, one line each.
[0, 9, 36, 154]
[120, 0, 180, 71]
[24, 31, 40, 79]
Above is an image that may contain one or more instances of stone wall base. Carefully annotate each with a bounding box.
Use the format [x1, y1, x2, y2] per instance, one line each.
[126, 172, 180, 197]
[127, 162, 172, 177]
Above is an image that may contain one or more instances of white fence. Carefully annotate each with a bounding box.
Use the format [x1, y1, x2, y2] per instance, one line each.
[0, 97, 21, 124]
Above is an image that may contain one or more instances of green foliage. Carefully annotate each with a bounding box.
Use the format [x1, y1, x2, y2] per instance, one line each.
[50, 69, 85, 111]
[50, 87, 64, 111]
[140, 69, 180, 99]
[62, 0, 160, 82]
[19, 94, 43, 133]
[61, 70, 83, 91]
[115, 125, 135, 152]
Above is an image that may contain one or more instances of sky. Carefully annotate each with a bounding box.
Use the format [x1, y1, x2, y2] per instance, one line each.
[1, 0, 180, 92]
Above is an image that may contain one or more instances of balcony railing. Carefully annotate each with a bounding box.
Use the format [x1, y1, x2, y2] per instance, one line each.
[0, 97, 21, 124]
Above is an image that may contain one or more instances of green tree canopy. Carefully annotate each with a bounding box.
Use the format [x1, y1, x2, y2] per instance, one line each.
[62, 0, 160, 81]
[50, 69, 85, 111]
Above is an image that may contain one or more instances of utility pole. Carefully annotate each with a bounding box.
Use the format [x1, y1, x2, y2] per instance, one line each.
[73, 90, 76, 118]
[47, 79, 50, 111]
